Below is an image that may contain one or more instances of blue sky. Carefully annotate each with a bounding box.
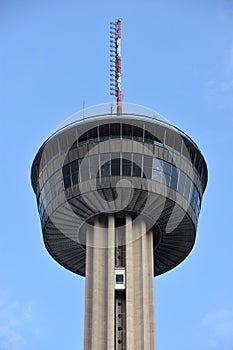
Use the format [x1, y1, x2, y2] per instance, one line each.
[1, 0, 233, 349]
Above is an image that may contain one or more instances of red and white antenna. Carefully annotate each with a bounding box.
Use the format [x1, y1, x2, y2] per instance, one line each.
[110, 19, 122, 115]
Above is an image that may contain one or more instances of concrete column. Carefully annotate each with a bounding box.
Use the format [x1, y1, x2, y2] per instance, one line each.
[125, 217, 155, 349]
[125, 215, 135, 349]
[84, 215, 155, 350]
[107, 215, 115, 350]
[84, 217, 115, 350]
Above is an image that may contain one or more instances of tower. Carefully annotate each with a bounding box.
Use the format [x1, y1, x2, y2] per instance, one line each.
[31, 20, 208, 349]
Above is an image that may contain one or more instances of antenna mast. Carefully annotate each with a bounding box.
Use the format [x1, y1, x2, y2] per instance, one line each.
[110, 19, 122, 115]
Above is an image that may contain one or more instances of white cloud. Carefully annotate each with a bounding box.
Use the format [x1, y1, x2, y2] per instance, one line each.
[198, 308, 233, 349]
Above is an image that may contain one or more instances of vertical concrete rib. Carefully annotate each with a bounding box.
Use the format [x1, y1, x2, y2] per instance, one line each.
[84, 225, 93, 350]
[125, 215, 134, 349]
[125, 217, 155, 349]
[141, 225, 155, 350]
[84, 217, 115, 350]
[107, 214, 115, 350]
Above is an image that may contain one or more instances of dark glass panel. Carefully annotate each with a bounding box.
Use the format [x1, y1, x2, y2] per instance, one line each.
[111, 159, 120, 176]
[163, 173, 170, 186]
[171, 165, 178, 180]
[72, 172, 78, 185]
[110, 123, 120, 138]
[71, 160, 79, 173]
[63, 164, 70, 177]
[78, 132, 87, 143]
[88, 127, 98, 140]
[101, 161, 110, 177]
[178, 181, 185, 195]
[144, 130, 154, 143]
[143, 166, 152, 179]
[144, 155, 152, 168]
[111, 152, 121, 176]
[99, 124, 110, 140]
[122, 124, 132, 138]
[64, 177, 71, 188]
[100, 154, 110, 178]
[179, 170, 186, 184]
[70, 141, 77, 150]
[183, 177, 191, 200]
[116, 274, 124, 283]
[100, 153, 110, 163]
[122, 158, 131, 176]
[163, 161, 172, 175]
[170, 176, 178, 190]
[132, 125, 143, 140]
[133, 163, 141, 177]
[133, 153, 142, 168]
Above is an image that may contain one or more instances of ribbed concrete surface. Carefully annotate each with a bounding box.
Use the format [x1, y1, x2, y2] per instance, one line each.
[84, 216, 115, 350]
[84, 215, 155, 350]
[125, 216, 155, 349]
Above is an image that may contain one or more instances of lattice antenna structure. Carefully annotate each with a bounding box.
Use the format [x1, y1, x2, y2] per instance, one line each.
[110, 19, 122, 115]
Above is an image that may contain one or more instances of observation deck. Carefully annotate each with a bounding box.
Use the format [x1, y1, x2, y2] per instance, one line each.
[31, 103, 208, 277]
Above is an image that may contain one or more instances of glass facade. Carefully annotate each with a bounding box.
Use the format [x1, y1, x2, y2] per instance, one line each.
[35, 120, 206, 222]
[38, 152, 201, 221]
[76, 123, 202, 178]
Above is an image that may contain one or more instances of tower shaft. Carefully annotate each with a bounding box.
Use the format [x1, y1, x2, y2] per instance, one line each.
[84, 215, 155, 349]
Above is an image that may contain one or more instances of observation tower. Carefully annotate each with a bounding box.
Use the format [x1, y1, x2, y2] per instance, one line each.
[31, 20, 208, 349]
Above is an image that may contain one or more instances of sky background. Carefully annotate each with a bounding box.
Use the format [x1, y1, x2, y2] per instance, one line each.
[1, 0, 233, 349]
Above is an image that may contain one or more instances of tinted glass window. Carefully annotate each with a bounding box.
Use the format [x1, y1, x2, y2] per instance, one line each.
[171, 166, 178, 180]
[100, 162, 109, 177]
[78, 132, 87, 143]
[132, 125, 143, 139]
[177, 181, 185, 195]
[183, 177, 191, 200]
[64, 177, 71, 188]
[164, 161, 171, 175]
[72, 172, 79, 185]
[153, 158, 163, 171]
[71, 160, 79, 173]
[162, 173, 170, 186]
[144, 155, 152, 168]
[144, 130, 154, 143]
[111, 158, 120, 176]
[116, 274, 124, 283]
[122, 124, 132, 138]
[110, 123, 120, 138]
[122, 156, 131, 176]
[152, 169, 162, 182]
[89, 155, 99, 179]
[99, 124, 109, 140]
[133, 162, 141, 177]
[133, 153, 142, 168]
[111, 152, 120, 175]
[101, 161, 110, 177]
[179, 170, 186, 184]
[170, 176, 178, 190]
[63, 164, 70, 177]
[88, 127, 98, 140]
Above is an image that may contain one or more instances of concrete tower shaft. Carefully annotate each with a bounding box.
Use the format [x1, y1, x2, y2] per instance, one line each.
[84, 215, 155, 349]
